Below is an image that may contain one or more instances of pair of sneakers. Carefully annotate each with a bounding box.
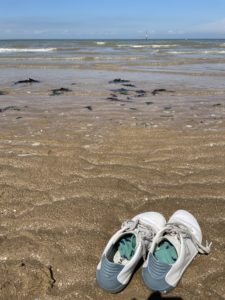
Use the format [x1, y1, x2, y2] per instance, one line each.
[96, 210, 211, 293]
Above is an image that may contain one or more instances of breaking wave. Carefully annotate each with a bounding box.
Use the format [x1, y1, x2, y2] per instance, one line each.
[95, 42, 106, 45]
[169, 50, 225, 55]
[0, 48, 57, 53]
[117, 44, 177, 49]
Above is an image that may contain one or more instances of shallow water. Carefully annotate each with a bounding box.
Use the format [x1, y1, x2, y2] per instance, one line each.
[0, 39, 225, 75]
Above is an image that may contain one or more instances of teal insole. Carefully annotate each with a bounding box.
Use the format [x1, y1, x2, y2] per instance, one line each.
[153, 240, 178, 265]
[118, 235, 136, 260]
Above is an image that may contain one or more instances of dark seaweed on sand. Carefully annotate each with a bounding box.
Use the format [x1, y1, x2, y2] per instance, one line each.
[164, 106, 172, 110]
[111, 88, 129, 95]
[107, 97, 132, 103]
[122, 83, 136, 87]
[135, 89, 146, 97]
[0, 91, 8, 95]
[136, 89, 146, 94]
[109, 78, 130, 84]
[0, 106, 21, 113]
[152, 89, 175, 96]
[50, 88, 72, 96]
[107, 81, 148, 102]
[14, 78, 40, 85]
[84, 106, 93, 111]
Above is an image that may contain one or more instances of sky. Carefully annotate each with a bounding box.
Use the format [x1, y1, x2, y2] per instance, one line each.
[1, 0, 225, 39]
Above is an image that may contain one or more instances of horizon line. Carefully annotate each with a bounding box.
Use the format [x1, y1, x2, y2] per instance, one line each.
[1, 37, 225, 41]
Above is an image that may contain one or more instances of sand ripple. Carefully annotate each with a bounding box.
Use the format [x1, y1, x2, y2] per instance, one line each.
[0, 100, 225, 299]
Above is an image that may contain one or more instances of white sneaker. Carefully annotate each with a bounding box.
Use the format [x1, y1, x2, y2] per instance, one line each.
[142, 210, 211, 293]
[96, 212, 166, 293]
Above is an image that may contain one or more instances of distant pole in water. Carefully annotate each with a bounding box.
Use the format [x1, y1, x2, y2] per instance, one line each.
[145, 31, 148, 40]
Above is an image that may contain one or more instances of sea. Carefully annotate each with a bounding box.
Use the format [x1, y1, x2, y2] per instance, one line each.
[0, 39, 225, 76]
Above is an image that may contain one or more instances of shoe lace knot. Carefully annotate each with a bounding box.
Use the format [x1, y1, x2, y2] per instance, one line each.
[121, 219, 155, 260]
[165, 223, 212, 254]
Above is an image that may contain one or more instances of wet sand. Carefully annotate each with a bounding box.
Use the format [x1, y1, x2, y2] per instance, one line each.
[0, 70, 225, 299]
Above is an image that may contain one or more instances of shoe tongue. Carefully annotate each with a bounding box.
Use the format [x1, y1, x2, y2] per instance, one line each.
[163, 234, 181, 256]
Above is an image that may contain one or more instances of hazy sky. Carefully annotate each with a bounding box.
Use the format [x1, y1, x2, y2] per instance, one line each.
[1, 0, 225, 39]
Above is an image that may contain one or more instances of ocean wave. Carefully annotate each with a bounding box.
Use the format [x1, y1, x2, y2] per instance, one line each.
[0, 48, 57, 53]
[131, 45, 146, 48]
[169, 51, 194, 54]
[96, 42, 106, 45]
[169, 50, 225, 55]
[151, 44, 177, 48]
[203, 50, 225, 54]
[117, 44, 177, 49]
[66, 56, 138, 61]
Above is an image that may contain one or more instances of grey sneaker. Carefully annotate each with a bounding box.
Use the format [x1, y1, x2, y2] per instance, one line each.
[142, 210, 211, 293]
[96, 212, 166, 293]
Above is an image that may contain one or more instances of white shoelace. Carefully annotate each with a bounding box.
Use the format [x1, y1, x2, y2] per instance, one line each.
[165, 222, 212, 254]
[121, 219, 155, 259]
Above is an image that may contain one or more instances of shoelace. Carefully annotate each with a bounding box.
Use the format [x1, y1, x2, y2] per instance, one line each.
[165, 222, 212, 254]
[121, 219, 155, 259]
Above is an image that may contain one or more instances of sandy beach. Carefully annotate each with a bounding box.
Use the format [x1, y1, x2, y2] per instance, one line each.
[0, 39, 225, 299]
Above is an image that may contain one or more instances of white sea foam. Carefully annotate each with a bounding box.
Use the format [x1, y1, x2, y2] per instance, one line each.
[151, 44, 177, 48]
[0, 48, 57, 53]
[203, 50, 225, 54]
[131, 45, 145, 48]
[169, 51, 193, 54]
[117, 44, 177, 49]
[169, 50, 225, 55]
[96, 42, 106, 45]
